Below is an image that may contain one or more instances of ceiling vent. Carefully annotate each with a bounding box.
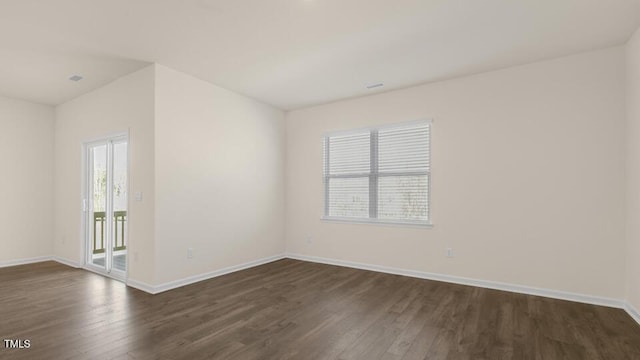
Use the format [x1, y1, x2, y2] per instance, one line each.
[365, 82, 384, 89]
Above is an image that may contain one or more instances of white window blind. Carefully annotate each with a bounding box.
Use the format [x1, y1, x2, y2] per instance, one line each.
[323, 120, 431, 225]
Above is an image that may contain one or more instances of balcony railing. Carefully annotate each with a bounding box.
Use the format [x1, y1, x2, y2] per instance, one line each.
[93, 211, 127, 254]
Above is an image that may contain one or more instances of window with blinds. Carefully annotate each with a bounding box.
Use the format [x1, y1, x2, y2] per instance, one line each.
[323, 120, 431, 225]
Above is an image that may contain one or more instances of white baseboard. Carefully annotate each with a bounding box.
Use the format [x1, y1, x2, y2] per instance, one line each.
[285, 253, 625, 309]
[129, 253, 286, 294]
[0, 255, 52, 268]
[52, 256, 81, 268]
[126, 278, 157, 294]
[0, 255, 81, 269]
[3, 251, 638, 328]
[624, 302, 640, 326]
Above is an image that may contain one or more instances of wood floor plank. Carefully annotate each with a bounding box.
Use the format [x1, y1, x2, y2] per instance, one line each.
[1, 260, 640, 359]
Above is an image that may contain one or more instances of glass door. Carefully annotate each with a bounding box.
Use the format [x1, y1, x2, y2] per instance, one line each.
[86, 136, 128, 280]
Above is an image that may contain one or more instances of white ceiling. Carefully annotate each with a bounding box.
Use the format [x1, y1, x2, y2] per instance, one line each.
[1, 0, 639, 109]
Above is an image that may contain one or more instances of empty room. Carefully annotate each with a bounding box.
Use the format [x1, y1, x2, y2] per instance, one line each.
[2, 0, 640, 359]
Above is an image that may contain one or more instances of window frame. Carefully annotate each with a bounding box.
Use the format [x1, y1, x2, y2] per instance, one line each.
[322, 119, 433, 227]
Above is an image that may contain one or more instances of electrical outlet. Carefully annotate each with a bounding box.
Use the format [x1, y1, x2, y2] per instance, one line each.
[187, 248, 194, 259]
[305, 236, 313, 244]
[133, 252, 139, 262]
[446, 248, 454, 258]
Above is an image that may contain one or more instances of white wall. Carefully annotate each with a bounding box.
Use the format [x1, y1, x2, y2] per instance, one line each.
[0, 95, 54, 264]
[154, 65, 286, 284]
[52, 64, 285, 287]
[286, 47, 626, 299]
[2, 40, 631, 303]
[626, 27, 640, 311]
[54, 66, 156, 284]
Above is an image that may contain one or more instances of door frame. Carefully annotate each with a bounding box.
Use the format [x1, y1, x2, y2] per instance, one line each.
[80, 131, 130, 282]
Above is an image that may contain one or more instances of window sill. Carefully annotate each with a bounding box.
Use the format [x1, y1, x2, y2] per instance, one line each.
[321, 216, 433, 228]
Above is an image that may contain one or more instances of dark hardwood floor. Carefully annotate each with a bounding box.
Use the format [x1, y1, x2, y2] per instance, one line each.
[1, 259, 640, 359]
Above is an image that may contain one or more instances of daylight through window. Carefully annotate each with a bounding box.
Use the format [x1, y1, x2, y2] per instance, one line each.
[323, 120, 431, 225]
